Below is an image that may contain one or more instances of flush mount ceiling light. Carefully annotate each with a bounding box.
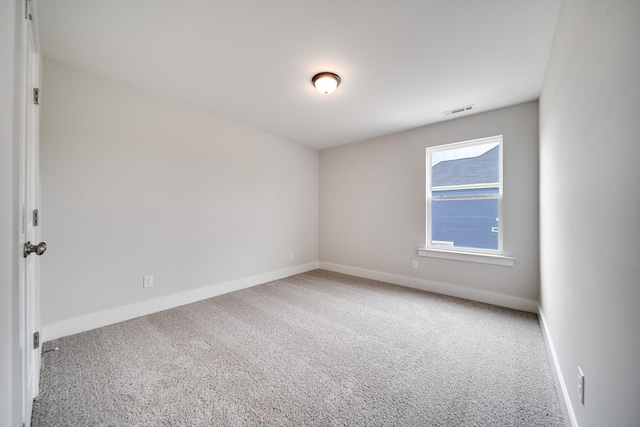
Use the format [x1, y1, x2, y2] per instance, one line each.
[312, 72, 341, 95]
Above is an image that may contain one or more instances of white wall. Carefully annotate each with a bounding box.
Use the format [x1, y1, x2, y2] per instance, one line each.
[320, 101, 540, 309]
[40, 59, 318, 332]
[0, 0, 24, 425]
[539, 0, 640, 425]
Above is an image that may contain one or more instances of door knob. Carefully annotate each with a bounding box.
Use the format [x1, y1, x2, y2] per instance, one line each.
[24, 241, 47, 258]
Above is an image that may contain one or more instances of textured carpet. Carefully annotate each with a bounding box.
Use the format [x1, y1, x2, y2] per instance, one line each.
[32, 270, 564, 426]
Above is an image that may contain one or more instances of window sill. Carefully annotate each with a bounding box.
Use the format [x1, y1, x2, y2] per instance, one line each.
[417, 248, 515, 267]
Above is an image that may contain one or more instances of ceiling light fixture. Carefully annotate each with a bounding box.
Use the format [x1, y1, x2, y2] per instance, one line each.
[312, 72, 341, 95]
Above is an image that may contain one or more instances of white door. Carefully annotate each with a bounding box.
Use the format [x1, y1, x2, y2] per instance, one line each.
[20, 1, 42, 425]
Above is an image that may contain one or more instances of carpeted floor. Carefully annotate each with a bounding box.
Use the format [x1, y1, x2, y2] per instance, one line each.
[32, 270, 564, 426]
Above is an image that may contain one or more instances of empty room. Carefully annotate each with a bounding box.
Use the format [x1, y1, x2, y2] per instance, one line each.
[1, 0, 638, 426]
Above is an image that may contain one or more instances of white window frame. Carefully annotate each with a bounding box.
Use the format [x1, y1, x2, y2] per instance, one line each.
[420, 135, 514, 266]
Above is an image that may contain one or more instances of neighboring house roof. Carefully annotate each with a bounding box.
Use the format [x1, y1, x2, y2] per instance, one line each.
[432, 146, 499, 187]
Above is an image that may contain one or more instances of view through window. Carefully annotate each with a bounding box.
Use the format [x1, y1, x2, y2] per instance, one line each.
[426, 136, 503, 254]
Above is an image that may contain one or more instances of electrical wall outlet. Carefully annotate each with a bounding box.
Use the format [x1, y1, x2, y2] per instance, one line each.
[143, 275, 153, 288]
[578, 367, 585, 405]
[411, 260, 418, 269]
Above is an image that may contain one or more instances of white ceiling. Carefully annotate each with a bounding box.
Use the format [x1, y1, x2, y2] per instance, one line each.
[36, 0, 561, 150]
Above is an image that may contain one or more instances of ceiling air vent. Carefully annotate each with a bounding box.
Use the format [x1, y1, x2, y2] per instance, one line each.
[442, 104, 474, 116]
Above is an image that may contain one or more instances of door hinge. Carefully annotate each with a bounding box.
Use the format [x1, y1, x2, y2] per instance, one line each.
[25, 0, 32, 20]
[33, 88, 40, 105]
[33, 209, 39, 226]
[33, 332, 39, 349]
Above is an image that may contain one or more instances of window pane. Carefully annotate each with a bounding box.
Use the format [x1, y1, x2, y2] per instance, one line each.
[431, 198, 498, 250]
[431, 142, 499, 187]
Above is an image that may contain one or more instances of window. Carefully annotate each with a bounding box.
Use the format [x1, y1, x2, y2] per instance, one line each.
[426, 135, 503, 256]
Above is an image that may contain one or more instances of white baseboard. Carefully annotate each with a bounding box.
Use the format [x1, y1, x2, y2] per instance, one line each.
[538, 306, 578, 427]
[318, 262, 538, 313]
[42, 262, 319, 342]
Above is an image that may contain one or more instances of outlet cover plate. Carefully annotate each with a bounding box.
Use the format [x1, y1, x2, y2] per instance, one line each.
[143, 275, 153, 288]
[578, 367, 585, 405]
